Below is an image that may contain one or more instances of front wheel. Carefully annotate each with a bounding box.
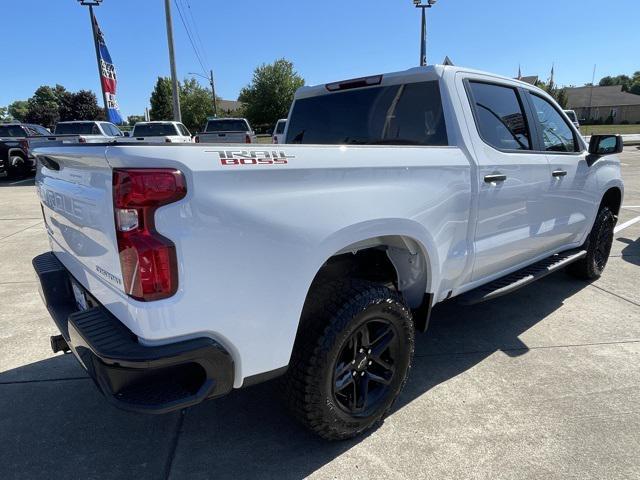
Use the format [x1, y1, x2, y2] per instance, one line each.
[283, 280, 415, 440]
[568, 206, 616, 280]
[9, 154, 29, 179]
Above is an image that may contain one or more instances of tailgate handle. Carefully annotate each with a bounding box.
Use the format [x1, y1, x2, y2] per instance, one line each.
[484, 173, 506, 183]
[39, 156, 60, 171]
[552, 169, 567, 177]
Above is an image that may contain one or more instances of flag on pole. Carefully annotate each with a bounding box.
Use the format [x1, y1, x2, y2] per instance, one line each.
[91, 11, 123, 124]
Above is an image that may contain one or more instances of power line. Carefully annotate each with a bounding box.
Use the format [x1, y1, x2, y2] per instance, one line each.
[184, 0, 209, 67]
[173, 0, 207, 74]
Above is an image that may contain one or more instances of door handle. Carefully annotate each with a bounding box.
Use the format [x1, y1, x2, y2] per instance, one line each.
[552, 169, 567, 177]
[484, 174, 507, 183]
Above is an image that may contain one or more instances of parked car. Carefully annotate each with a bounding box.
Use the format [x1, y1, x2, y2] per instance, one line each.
[0, 138, 32, 178]
[272, 118, 287, 144]
[32, 64, 623, 440]
[194, 118, 257, 143]
[564, 109, 580, 130]
[0, 122, 51, 163]
[118, 121, 193, 143]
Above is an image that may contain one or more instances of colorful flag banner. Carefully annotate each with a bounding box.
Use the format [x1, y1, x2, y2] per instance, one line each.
[92, 11, 124, 125]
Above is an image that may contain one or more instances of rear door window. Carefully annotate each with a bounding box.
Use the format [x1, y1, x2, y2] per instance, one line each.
[286, 81, 448, 146]
[467, 81, 531, 151]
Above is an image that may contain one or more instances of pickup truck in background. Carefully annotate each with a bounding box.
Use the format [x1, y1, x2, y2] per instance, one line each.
[0, 138, 31, 178]
[194, 118, 257, 143]
[30, 121, 124, 147]
[0, 122, 51, 167]
[272, 118, 287, 144]
[117, 121, 193, 144]
[32, 65, 623, 440]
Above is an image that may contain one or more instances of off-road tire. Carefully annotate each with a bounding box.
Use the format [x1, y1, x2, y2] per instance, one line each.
[568, 206, 616, 280]
[283, 279, 415, 440]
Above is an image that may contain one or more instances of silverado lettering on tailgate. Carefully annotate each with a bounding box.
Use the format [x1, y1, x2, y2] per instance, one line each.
[208, 150, 295, 166]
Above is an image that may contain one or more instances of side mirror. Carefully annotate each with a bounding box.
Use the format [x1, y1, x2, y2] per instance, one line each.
[123, 131, 130, 137]
[589, 135, 623, 156]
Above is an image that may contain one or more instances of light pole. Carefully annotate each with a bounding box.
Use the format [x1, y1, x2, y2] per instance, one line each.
[413, 0, 437, 67]
[188, 70, 217, 117]
[164, 0, 181, 121]
[77, 0, 109, 120]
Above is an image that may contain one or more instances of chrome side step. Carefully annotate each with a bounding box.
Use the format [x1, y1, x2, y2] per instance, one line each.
[457, 249, 587, 305]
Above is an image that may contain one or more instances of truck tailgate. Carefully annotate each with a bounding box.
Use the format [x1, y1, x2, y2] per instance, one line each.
[199, 131, 247, 143]
[35, 146, 124, 294]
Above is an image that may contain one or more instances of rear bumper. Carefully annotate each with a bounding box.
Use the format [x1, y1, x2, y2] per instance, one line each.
[32, 252, 234, 414]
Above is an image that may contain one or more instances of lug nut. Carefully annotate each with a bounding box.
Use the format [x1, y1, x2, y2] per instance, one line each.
[359, 348, 364, 353]
[360, 372, 365, 376]
[352, 371, 357, 377]
[368, 361, 372, 365]
[367, 349, 371, 354]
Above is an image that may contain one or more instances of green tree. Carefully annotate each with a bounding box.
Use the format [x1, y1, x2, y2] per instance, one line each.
[69, 90, 103, 121]
[238, 58, 304, 129]
[599, 74, 632, 91]
[127, 115, 145, 126]
[149, 77, 174, 121]
[180, 78, 215, 132]
[8, 100, 28, 121]
[535, 80, 569, 108]
[25, 86, 62, 128]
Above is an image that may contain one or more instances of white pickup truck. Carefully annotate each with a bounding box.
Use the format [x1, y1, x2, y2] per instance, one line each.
[32, 65, 623, 440]
[32, 121, 125, 146]
[194, 118, 257, 144]
[120, 121, 193, 144]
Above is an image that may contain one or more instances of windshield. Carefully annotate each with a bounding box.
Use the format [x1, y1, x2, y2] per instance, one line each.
[286, 81, 448, 146]
[133, 123, 178, 136]
[205, 120, 249, 132]
[54, 123, 99, 135]
[27, 125, 51, 135]
[0, 125, 26, 137]
[275, 120, 287, 135]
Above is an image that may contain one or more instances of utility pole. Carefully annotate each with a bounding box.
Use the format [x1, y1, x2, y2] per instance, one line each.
[77, 0, 109, 121]
[188, 70, 217, 117]
[413, 0, 437, 66]
[588, 64, 596, 122]
[164, 0, 181, 121]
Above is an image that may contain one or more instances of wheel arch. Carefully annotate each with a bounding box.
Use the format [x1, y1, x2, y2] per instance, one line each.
[599, 186, 622, 216]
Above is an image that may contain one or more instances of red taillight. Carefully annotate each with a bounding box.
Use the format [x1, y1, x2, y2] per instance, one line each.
[19, 139, 29, 156]
[245, 134, 251, 143]
[113, 169, 186, 301]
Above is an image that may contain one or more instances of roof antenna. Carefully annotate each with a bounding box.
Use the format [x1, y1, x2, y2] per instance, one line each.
[443, 56, 454, 66]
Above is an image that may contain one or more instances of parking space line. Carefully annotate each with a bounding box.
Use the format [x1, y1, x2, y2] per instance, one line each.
[0, 221, 43, 242]
[615, 215, 640, 234]
[8, 178, 35, 186]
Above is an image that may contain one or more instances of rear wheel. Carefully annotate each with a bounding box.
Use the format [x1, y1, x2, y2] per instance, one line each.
[283, 280, 414, 440]
[8, 153, 29, 179]
[568, 206, 616, 280]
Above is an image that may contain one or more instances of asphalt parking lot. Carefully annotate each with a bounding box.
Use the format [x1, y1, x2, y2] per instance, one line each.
[0, 148, 639, 480]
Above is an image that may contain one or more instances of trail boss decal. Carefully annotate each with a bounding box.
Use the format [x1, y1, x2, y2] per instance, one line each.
[209, 150, 295, 166]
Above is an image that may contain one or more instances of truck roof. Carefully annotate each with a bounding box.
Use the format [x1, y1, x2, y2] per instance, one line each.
[295, 64, 548, 100]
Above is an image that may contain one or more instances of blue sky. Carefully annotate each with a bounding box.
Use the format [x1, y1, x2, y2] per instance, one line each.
[2, 0, 638, 118]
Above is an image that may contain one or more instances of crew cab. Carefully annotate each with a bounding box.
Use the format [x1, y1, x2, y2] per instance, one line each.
[118, 121, 193, 144]
[32, 65, 623, 440]
[194, 118, 256, 143]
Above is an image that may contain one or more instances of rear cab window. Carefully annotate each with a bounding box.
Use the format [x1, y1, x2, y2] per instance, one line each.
[466, 81, 531, 151]
[0, 125, 27, 137]
[286, 80, 448, 146]
[205, 120, 249, 132]
[133, 123, 179, 136]
[54, 123, 99, 135]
